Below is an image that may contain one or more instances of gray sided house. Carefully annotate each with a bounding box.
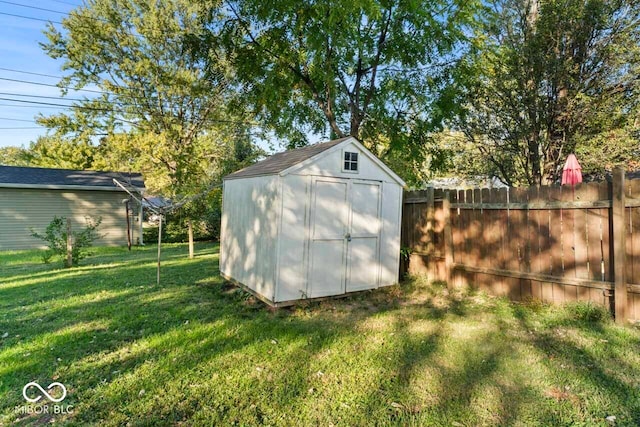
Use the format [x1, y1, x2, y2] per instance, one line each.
[221, 137, 406, 306]
[0, 165, 145, 251]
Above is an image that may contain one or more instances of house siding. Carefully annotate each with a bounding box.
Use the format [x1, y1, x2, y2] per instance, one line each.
[0, 187, 140, 251]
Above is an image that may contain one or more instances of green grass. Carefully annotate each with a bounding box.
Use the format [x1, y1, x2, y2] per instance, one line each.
[1, 243, 640, 426]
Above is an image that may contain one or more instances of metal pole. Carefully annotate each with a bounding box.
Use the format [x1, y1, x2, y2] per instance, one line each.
[157, 214, 162, 286]
[139, 201, 144, 245]
[125, 200, 131, 251]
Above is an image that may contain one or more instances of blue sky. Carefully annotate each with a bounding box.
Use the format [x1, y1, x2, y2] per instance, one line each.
[0, 1, 324, 153]
[0, 0, 89, 148]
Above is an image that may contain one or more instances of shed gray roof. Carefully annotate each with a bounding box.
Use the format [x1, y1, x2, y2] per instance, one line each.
[0, 165, 145, 189]
[224, 137, 350, 180]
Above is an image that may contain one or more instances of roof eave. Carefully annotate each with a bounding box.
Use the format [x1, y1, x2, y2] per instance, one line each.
[0, 183, 145, 192]
[279, 137, 407, 186]
[223, 172, 278, 181]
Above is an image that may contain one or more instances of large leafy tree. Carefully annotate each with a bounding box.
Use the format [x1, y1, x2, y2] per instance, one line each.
[0, 146, 29, 166]
[40, 0, 240, 198]
[456, 0, 640, 185]
[216, 0, 480, 184]
[25, 136, 97, 170]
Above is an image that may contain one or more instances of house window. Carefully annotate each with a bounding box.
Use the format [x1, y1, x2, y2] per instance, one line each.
[343, 151, 358, 172]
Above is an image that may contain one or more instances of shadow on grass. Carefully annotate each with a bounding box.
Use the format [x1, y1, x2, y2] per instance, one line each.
[509, 304, 640, 425]
[2, 254, 640, 426]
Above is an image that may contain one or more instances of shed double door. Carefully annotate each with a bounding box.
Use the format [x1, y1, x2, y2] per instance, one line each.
[307, 176, 382, 298]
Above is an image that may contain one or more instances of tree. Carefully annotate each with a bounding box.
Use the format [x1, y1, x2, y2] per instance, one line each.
[216, 0, 480, 184]
[40, 0, 238, 198]
[0, 146, 29, 166]
[455, 0, 640, 185]
[25, 136, 97, 170]
[40, 0, 263, 256]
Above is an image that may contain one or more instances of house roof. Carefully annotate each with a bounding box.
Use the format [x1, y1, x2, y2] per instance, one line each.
[0, 165, 145, 191]
[224, 137, 351, 180]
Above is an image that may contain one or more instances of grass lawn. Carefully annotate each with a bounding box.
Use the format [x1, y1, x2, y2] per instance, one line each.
[1, 243, 640, 426]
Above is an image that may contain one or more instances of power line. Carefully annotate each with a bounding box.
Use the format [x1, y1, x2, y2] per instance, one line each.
[0, 76, 106, 94]
[0, 67, 63, 80]
[0, 103, 72, 109]
[0, 0, 69, 16]
[0, 96, 113, 111]
[0, 117, 36, 123]
[0, 11, 63, 24]
[0, 126, 42, 129]
[48, 0, 82, 7]
[0, 91, 94, 102]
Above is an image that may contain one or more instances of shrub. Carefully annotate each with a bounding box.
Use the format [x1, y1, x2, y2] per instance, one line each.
[30, 216, 102, 267]
[563, 301, 612, 323]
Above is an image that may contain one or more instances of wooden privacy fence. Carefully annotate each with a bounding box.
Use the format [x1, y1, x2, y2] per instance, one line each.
[401, 168, 640, 324]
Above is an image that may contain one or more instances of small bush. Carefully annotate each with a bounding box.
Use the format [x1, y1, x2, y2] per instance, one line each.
[30, 216, 102, 267]
[563, 301, 612, 323]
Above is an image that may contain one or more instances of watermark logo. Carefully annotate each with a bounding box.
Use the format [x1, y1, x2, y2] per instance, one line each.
[23, 382, 67, 403]
[15, 381, 73, 416]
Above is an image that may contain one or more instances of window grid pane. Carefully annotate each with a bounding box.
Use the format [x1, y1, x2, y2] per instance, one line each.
[343, 151, 358, 172]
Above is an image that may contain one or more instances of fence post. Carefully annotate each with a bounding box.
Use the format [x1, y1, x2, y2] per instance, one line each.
[612, 167, 628, 324]
[426, 187, 435, 277]
[443, 191, 453, 288]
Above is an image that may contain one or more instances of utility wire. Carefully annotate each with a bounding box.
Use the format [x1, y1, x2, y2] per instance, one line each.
[0, 0, 70, 15]
[0, 67, 64, 80]
[0, 103, 77, 109]
[0, 97, 255, 127]
[0, 126, 42, 129]
[48, 0, 82, 7]
[0, 96, 111, 110]
[0, 117, 37, 122]
[0, 11, 63, 24]
[0, 76, 106, 94]
[0, 91, 94, 102]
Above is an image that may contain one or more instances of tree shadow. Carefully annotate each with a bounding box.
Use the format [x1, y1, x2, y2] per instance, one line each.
[2, 247, 640, 425]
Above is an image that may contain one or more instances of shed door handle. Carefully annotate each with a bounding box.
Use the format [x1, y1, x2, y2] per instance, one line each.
[345, 233, 351, 242]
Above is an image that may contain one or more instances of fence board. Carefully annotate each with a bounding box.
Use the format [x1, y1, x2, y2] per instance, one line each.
[564, 284, 578, 302]
[497, 188, 508, 270]
[460, 189, 468, 266]
[629, 180, 640, 285]
[465, 189, 473, 268]
[509, 188, 525, 272]
[548, 186, 563, 277]
[481, 188, 490, 269]
[573, 183, 591, 279]
[562, 186, 576, 278]
[471, 189, 482, 269]
[521, 278, 532, 299]
[450, 190, 461, 265]
[599, 181, 612, 281]
[528, 186, 542, 275]
[433, 200, 444, 256]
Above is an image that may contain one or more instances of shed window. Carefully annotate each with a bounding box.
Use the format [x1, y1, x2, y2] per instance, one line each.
[343, 151, 359, 172]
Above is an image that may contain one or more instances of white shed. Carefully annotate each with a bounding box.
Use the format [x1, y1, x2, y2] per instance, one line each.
[220, 137, 405, 306]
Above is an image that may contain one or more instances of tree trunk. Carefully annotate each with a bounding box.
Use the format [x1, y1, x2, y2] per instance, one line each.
[527, 137, 542, 185]
[188, 219, 194, 259]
